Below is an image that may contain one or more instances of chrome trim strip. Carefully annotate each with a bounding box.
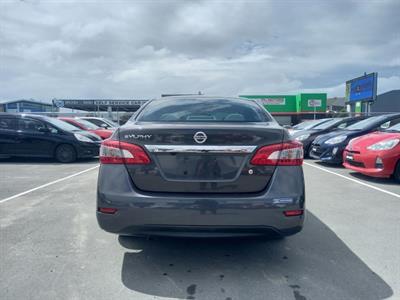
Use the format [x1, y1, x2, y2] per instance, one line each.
[145, 145, 257, 154]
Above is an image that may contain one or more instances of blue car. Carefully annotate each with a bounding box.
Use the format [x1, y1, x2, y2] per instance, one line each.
[309, 113, 400, 164]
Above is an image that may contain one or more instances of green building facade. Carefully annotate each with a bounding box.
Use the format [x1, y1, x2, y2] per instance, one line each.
[240, 93, 327, 113]
[296, 93, 327, 112]
[240, 93, 327, 125]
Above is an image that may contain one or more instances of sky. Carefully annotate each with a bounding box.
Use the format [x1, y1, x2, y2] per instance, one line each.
[1, 0, 399, 102]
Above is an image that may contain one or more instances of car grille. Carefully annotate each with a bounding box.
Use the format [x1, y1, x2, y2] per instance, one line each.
[311, 144, 322, 155]
[346, 150, 361, 154]
[346, 160, 365, 168]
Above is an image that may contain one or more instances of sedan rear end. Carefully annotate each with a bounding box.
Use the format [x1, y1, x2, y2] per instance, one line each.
[96, 97, 305, 238]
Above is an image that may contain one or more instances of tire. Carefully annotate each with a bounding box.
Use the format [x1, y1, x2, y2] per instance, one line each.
[394, 160, 400, 183]
[55, 144, 77, 163]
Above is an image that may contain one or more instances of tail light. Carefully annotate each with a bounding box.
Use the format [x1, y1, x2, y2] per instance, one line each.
[100, 140, 151, 164]
[250, 141, 303, 166]
[283, 209, 304, 217]
[98, 207, 118, 214]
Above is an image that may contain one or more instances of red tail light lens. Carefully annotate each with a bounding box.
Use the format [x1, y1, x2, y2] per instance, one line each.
[98, 207, 118, 214]
[100, 140, 151, 164]
[283, 209, 304, 217]
[250, 141, 303, 166]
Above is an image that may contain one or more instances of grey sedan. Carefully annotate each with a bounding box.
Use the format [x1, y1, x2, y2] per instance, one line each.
[97, 96, 305, 238]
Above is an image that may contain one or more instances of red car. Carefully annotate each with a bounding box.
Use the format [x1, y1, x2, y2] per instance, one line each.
[343, 123, 400, 181]
[58, 117, 113, 140]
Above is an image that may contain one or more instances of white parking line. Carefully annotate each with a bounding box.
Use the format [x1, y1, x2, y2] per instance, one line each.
[304, 162, 400, 199]
[0, 165, 99, 204]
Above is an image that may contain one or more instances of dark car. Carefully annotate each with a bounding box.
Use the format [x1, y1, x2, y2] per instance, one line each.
[292, 116, 368, 155]
[0, 114, 102, 162]
[309, 113, 400, 164]
[97, 97, 305, 238]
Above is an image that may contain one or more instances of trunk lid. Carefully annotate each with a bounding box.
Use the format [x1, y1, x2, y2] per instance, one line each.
[119, 122, 284, 193]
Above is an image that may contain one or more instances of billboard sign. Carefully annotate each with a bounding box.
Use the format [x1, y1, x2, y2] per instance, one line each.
[52, 99, 148, 110]
[308, 99, 322, 107]
[345, 72, 377, 103]
[260, 98, 286, 105]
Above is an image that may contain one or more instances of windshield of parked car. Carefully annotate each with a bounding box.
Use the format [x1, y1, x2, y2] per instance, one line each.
[293, 119, 330, 130]
[136, 98, 271, 122]
[75, 118, 100, 129]
[313, 118, 343, 130]
[385, 123, 400, 132]
[104, 119, 119, 127]
[346, 115, 387, 131]
[44, 116, 81, 131]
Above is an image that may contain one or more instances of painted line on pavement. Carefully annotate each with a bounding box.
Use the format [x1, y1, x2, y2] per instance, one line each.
[304, 162, 400, 199]
[0, 165, 99, 204]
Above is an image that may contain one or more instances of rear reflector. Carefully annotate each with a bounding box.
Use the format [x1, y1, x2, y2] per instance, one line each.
[98, 207, 118, 214]
[250, 141, 303, 166]
[283, 209, 304, 217]
[100, 140, 150, 164]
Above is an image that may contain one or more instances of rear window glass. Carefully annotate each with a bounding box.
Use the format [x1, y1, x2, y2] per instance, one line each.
[137, 98, 270, 122]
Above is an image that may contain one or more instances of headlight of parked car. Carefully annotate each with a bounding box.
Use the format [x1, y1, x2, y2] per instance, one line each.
[325, 135, 347, 145]
[367, 139, 399, 151]
[74, 133, 93, 142]
[295, 134, 310, 141]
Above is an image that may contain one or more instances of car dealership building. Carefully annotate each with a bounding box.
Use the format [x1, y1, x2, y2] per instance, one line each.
[240, 93, 327, 125]
[0, 99, 57, 113]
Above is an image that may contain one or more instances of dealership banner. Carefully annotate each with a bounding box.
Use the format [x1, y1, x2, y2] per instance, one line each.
[53, 99, 148, 109]
[260, 98, 286, 105]
[308, 99, 322, 107]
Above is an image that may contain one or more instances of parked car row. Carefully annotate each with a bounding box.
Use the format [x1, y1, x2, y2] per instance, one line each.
[58, 117, 114, 139]
[0, 114, 118, 162]
[292, 114, 400, 182]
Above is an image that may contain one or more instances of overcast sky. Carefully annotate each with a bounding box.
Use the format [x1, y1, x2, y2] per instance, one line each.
[1, 0, 399, 101]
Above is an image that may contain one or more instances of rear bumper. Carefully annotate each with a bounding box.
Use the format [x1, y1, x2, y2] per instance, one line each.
[96, 165, 305, 237]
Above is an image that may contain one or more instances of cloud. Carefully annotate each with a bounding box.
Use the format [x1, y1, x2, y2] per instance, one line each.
[0, 0, 399, 101]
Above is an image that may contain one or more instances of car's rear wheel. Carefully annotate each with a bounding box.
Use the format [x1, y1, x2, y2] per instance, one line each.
[394, 160, 400, 183]
[55, 144, 77, 163]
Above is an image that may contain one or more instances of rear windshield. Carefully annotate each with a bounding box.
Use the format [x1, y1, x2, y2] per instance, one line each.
[136, 98, 270, 122]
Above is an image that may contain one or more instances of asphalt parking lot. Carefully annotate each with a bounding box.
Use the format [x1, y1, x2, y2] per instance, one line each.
[1, 159, 399, 300]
